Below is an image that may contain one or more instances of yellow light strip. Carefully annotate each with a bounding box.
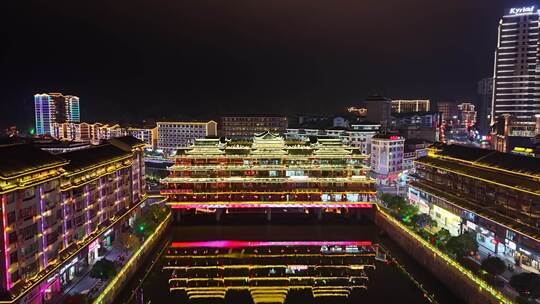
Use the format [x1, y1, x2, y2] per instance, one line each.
[429, 153, 540, 180]
[93, 211, 170, 304]
[411, 181, 540, 246]
[378, 207, 512, 304]
[0, 194, 151, 304]
[0, 162, 68, 181]
[417, 160, 540, 196]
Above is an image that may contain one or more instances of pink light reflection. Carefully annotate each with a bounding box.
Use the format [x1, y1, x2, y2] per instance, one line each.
[171, 240, 372, 248]
[169, 203, 373, 209]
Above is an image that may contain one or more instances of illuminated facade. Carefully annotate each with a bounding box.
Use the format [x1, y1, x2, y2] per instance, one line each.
[477, 77, 493, 135]
[0, 136, 146, 303]
[34, 93, 80, 136]
[164, 240, 376, 303]
[161, 132, 376, 215]
[128, 126, 157, 149]
[391, 99, 430, 113]
[220, 116, 288, 138]
[52, 122, 128, 144]
[457, 102, 477, 129]
[409, 143, 540, 272]
[285, 122, 381, 155]
[390, 111, 442, 142]
[492, 6, 540, 128]
[370, 133, 405, 185]
[437, 102, 458, 123]
[157, 121, 218, 152]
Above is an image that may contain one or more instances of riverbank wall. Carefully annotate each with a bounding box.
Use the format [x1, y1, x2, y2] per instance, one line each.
[93, 213, 172, 304]
[375, 209, 511, 304]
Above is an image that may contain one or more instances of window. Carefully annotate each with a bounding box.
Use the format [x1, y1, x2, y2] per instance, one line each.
[8, 232, 16, 244]
[11, 272, 20, 283]
[19, 206, 35, 220]
[9, 252, 17, 264]
[7, 212, 15, 225]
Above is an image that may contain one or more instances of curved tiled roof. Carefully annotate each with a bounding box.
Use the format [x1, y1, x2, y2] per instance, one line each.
[61, 144, 131, 173]
[0, 144, 68, 179]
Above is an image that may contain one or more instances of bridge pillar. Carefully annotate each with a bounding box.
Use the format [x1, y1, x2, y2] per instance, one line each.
[355, 209, 362, 222]
[174, 210, 181, 223]
[317, 209, 323, 221]
[216, 209, 223, 222]
[266, 208, 272, 222]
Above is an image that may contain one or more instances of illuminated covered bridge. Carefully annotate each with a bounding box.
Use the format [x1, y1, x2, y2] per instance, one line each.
[160, 132, 377, 220]
[164, 240, 376, 303]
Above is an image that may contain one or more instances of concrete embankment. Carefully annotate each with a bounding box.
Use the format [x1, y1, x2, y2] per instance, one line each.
[375, 210, 512, 304]
[93, 213, 172, 304]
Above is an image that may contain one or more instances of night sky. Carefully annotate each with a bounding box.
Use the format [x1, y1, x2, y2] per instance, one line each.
[0, 0, 531, 129]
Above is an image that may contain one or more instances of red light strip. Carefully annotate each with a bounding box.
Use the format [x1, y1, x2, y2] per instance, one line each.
[171, 240, 372, 248]
[169, 203, 373, 209]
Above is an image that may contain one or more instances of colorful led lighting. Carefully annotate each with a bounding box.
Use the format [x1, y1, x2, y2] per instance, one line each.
[168, 203, 374, 209]
[1, 195, 11, 290]
[171, 240, 372, 248]
[84, 185, 91, 235]
[38, 186, 47, 269]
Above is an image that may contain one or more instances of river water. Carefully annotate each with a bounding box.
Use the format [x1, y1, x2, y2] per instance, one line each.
[117, 213, 463, 304]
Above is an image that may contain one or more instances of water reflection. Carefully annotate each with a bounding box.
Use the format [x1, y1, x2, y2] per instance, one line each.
[163, 241, 377, 303]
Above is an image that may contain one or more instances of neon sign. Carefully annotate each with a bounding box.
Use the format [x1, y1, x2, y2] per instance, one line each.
[509, 6, 535, 15]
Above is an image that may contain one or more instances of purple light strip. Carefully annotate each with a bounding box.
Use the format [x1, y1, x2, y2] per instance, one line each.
[38, 186, 47, 269]
[131, 166, 135, 207]
[2, 195, 11, 290]
[61, 193, 68, 248]
[98, 178, 103, 223]
[85, 185, 91, 236]
[116, 171, 120, 211]
[137, 153, 142, 200]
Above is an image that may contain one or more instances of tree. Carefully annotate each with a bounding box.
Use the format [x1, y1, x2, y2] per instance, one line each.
[434, 228, 452, 247]
[148, 204, 168, 223]
[379, 194, 407, 214]
[400, 204, 419, 224]
[90, 259, 117, 280]
[481, 257, 507, 276]
[411, 213, 436, 230]
[378, 194, 419, 222]
[445, 232, 478, 258]
[115, 232, 141, 254]
[510, 272, 540, 299]
[133, 214, 157, 238]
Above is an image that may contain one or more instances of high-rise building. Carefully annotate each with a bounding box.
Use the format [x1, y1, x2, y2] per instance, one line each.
[491, 6, 540, 134]
[34, 93, 80, 136]
[220, 116, 288, 138]
[391, 100, 430, 113]
[356, 95, 392, 129]
[156, 121, 218, 152]
[477, 77, 493, 135]
[437, 102, 459, 123]
[457, 102, 477, 129]
[390, 111, 442, 142]
[0, 136, 146, 303]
